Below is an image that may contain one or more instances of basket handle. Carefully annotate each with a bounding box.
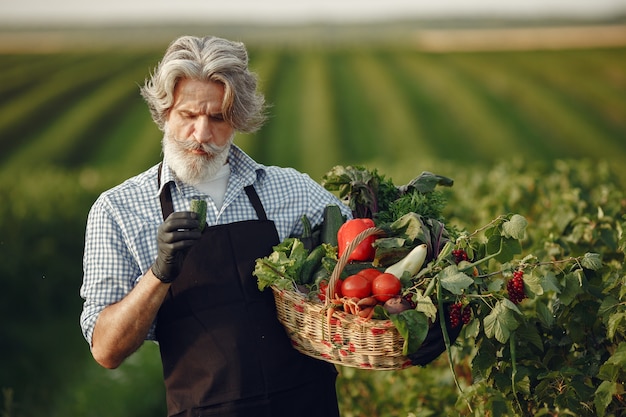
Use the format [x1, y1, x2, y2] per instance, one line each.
[325, 226, 386, 305]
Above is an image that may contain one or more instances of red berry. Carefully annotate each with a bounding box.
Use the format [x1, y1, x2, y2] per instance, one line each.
[461, 305, 472, 324]
[507, 270, 527, 304]
[449, 303, 463, 328]
[452, 249, 469, 264]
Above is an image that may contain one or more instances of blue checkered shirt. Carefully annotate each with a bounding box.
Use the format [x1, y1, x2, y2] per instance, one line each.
[79, 145, 351, 345]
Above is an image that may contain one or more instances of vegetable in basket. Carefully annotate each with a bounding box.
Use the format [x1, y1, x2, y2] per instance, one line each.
[337, 218, 377, 262]
[321, 165, 453, 222]
[384, 243, 427, 279]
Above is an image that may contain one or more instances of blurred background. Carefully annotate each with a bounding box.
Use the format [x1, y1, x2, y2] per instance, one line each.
[1, 1, 625, 416]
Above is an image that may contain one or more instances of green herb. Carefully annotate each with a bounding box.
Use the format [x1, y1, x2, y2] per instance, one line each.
[321, 166, 453, 224]
[321, 165, 398, 219]
[376, 189, 448, 224]
[253, 238, 309, 291]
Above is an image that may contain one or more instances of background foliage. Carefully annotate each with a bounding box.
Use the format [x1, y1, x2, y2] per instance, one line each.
[0, 25, 625, 416]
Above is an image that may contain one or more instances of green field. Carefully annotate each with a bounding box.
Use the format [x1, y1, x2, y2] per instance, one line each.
[1, 33, 625, 417]
[1, 44, 625, 182]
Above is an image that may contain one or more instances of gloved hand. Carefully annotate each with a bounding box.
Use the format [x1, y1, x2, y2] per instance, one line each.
[407, 307, 464, 366]
[151, 211, 202, 283]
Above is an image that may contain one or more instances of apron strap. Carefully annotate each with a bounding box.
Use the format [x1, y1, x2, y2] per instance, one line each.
[244, 185, 268, 221]
[158, 163, 174, 221]
[158, 162, 268, 221]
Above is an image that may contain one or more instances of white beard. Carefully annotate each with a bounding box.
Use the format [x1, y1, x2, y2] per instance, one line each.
[162, 126, 233, 185]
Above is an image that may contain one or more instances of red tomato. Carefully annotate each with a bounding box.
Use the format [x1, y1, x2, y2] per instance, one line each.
[341, 274, 372, 299]
[357, 268, 382, 282]
[372, 273, 402, 302]
[318, 279, 341, 301]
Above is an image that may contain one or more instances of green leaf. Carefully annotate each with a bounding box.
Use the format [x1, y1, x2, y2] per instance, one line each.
[535, 300, 555, 329]
[373, 236, 406, 249]
[486, 234, 522, 263]
[559, 271, 585, 306]
[402, 171, 454, 193]
[540, 270, 561, 294]
[597, 361, 620, 383]
[491, 399, 510, 416]
[595, 380, 618, 417]
[253, 238, 308, 290]
[413, 292, 437, 320]
[484, 300, 520, 343]
[516, 322, 544, 352]
[464, 315, 480, 338]
[472, 339, 498, 379]
[501, 297, 523, 315]
[438, 265, 474, 295]
[486, 233, 502, 257]
[515, 375, 531, 396]
[389, 212, 428, 242]
[599, 296, 620, 317]
[487, 277, 505, 292]
[497, 237, 522, 263]
[389, 309, 429, 355]
[581, 252, 603, 270]
[605, 341, 626, 368]
[607, 312, 626, 340]
[524, 271, 544, 296]
[502, 214, 528, 239]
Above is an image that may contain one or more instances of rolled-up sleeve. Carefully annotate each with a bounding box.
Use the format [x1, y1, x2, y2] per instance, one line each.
[79, 196, 147, 346]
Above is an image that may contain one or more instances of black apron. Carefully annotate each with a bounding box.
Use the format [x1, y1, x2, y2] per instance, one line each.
[155, 173, 339, 417]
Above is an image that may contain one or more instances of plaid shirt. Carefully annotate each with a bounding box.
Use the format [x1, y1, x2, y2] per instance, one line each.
[79, 145, 351, 345]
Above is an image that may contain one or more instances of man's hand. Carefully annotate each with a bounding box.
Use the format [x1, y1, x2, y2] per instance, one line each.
[151, 211, 202, 283]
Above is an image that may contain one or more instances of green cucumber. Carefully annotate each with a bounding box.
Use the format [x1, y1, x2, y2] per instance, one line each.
[299, 214, 315, 250]
[298, 245, 325, 285]
[320, 204, 345, 246]
[190, 199, 207, 231]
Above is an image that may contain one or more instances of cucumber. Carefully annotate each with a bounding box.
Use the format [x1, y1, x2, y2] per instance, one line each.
[299, 214, 315, 250]
[298, 245, 325, 285]
[190, 199, 207, 231]
[320, 204, 345, 246]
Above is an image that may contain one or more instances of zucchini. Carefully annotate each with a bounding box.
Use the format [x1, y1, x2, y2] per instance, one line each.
[385, 243, 427, 278]
[320, 204, 345, 246]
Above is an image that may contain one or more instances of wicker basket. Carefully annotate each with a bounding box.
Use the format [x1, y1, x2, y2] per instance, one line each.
[272, 227, 416, 370]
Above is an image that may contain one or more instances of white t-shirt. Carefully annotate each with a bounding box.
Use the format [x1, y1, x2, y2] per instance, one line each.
[194, 163, 231, 209]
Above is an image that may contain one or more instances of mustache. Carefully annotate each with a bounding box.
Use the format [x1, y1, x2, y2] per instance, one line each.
[164, 131, 232, 155]
[176, 138, 229, 154]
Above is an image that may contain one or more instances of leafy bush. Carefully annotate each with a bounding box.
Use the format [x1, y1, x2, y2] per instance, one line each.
[336, 158, 625, 417]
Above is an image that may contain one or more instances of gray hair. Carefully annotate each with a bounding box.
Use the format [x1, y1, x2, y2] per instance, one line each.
[140, 35, 267, 133]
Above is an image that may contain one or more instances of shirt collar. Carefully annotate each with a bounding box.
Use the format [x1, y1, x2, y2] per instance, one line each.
[155, 144, 266, 199]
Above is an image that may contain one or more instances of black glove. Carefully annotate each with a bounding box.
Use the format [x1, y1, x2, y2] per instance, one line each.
[407, 308, 464, 366]
[151, 211, 202, 283]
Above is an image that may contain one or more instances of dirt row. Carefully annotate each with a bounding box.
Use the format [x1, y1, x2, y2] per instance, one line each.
[413, 24, 626, 51]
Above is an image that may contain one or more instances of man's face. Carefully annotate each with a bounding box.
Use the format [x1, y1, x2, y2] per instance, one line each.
[163, 79, 235, 185]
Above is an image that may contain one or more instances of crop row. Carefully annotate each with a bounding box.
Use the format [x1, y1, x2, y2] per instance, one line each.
[0, 47, 624, 183]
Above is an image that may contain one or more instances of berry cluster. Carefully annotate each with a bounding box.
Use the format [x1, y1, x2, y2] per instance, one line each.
[449, 302, 472, 328]
[452, 249, 469, 264]
[507, 270, 527, 304]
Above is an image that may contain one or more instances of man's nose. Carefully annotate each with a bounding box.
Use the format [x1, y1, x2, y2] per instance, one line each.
[194, 116, 212, 143]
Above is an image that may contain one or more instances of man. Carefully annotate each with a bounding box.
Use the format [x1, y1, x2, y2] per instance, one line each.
[80, 35, 351, 417]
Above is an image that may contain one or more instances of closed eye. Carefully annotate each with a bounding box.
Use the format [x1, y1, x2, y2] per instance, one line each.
[179, 110, 197, 120]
